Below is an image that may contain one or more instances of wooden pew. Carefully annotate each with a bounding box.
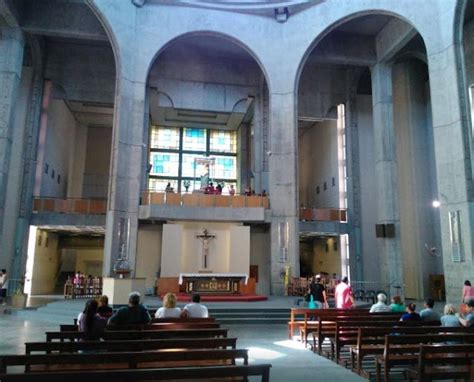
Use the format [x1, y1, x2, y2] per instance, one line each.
[375, 332, 474, 382]
[0, 364, 272, 382]
[73, 316, 216, 326]
[407, 344, 474, 382]
[61, 322, 220, 332]
[26, 337, 238, 354]
[350, 325, 473, 377]
[311, 317, 403, 354]
[46, 328, 228, 342]
[0, 349, 249, 373]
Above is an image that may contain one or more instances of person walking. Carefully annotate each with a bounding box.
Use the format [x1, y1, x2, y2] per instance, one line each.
[334, 277, 354, 309]
[307, 275, 328, 308]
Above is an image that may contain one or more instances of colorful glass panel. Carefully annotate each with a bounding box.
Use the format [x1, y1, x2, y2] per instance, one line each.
[210, 130, 237, 153]
[183, 128, 206, 151]
[148, 178, 178, 192]
[213, 156, 236, 179]
[150, 126, 180, 149]
[149, 152, 179, 176]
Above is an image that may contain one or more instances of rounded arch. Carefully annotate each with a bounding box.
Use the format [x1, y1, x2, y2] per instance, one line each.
[145, 30, 271, 93]
[84, 1, 121, 81]
[294, 9, 426, 94]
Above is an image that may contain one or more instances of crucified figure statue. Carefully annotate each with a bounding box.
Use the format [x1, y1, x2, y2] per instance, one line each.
[196, 229, 216, 269]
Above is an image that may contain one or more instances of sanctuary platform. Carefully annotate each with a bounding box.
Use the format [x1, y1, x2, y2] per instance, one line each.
[159, 292, 267, 302]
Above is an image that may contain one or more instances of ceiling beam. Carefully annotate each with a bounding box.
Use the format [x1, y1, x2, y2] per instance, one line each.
[0, 0, 20, 27]
[376, 18, 417, 63]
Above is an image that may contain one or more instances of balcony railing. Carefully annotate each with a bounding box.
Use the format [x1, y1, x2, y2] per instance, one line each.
[299, 207, 347, 222]
[32, 198, 107, 215]
[142, 192, 270, 209]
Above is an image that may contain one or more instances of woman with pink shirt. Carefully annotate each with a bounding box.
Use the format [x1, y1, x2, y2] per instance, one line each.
[462, 280, 474, 303]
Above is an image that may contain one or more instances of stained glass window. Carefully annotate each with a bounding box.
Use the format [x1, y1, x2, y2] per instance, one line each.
[214, 156, 236, 179]
[150, 152, 179, 176]
[183, 128, 206, 151]
[210, 130, 237, 153]
[150, 126, 180, 149]
[181, 154, 197, 177]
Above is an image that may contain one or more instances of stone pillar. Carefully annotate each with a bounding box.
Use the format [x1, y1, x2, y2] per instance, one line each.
[370, 63, 403, 292]
[103, 75, 147, 278]
[428, 44, 474, 303]
[268, 91, 299, 295]
[0, 27, 24, 260]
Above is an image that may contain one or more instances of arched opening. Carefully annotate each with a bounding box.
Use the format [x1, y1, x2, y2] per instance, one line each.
[136, 34, 272, 295]
[17, 3, 117, 297]
[297, 14, 442, 300]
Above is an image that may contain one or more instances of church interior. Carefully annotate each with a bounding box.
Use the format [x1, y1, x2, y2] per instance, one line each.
[1, 0, 474, 380]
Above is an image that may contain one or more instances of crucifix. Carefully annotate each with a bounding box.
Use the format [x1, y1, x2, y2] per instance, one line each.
[196, 229, 216, 269]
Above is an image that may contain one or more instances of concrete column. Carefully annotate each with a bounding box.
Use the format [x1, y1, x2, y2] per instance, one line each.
[0, 27, 24, 253]
[370, 63, 403, 292]
[251, 79, 265, 193]
[103, 75, 147, 277]
[268, 91, 299, 295]
[428, 44, 474, 303]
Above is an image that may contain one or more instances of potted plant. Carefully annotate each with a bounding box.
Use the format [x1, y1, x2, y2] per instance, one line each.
[11, 280, 27, 308]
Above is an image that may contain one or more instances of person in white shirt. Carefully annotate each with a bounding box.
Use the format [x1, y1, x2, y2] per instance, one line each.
[369, 293, 391, 313]
[155, 292, 182, 318]
[183, 293, 209, 318]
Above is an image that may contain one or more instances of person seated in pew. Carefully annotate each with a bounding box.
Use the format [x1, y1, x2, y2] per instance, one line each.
[155, 292, 183, 318]
[108, 291, 151, 325]
[458, 299, 474, 327]
[369, 293, 391, 313]
[183, 293, 209, 318]
[97, 295, 113, 319]
[440, 304, 461, 327]
[390, 295, 405, 313]
[419, 298, 441, 322]
[78, 299, 106, 341]
[400, 303, 421, 321]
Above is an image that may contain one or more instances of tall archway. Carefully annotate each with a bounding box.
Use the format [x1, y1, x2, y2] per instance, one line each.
[296, 13, 441, 299]
[135, 34, 273, 295]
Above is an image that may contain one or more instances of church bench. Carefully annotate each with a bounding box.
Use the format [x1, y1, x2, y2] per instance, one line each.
[0, 348, 249, 373]
[61, 322, 220, 332]
[26, 337, 237, 354]
[375, 332, 474, 382]
[349, 326, 473, 377]
[73, 316, 216, 326]
[0, 364, 272, 382]
[309, 316, 402, 354]
[406, 344, 474, 382]
[46, 328, 228, 342]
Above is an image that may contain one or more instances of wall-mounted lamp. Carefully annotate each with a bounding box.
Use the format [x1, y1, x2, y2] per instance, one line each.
[432, 200, 441, 208]
[274, 7, 289, 23]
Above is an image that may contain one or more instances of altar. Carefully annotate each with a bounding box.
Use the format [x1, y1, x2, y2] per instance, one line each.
[179, 273, 248, 295]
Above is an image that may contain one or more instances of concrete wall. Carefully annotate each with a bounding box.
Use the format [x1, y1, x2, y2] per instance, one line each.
[136, 225, 162, 291]
[299, 120, 339, 208]
[30, 230, 60, 295]
[74, 249, 103, 276]
[312, 237, 341, 276]
[464, 19, 474, 86]
[356, 95, 379, 283]
[393, 60, 441, 299]
[82, 126, 111, 198]
[160, 222, 250, 276]
[1, 67, 33, 270]
[250, 228, 270, 295]
[67, 124, 87, 198]
[40, 99, 75, 198]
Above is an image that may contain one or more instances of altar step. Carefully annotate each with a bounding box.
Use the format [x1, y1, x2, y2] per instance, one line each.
[209, 308, 290, 325]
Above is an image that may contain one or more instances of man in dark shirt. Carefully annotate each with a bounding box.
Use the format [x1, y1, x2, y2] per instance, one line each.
[108, 291, 151, 325]
[308, 275, 328, 308]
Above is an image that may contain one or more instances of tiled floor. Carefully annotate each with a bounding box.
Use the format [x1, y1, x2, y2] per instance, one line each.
[0, 298, 367, 381]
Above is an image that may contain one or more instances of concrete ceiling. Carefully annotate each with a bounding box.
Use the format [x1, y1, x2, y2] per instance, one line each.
[37, 225, 105, 236]
[335, 14, 391, 36]
[66, 101, 114, 128]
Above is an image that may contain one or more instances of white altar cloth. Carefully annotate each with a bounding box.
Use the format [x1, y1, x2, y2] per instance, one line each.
[178, 273, 249, 285]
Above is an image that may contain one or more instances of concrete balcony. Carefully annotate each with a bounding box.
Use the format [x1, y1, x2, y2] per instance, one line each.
[139, 192, 270, 222]
[31, 197, 106, 226]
